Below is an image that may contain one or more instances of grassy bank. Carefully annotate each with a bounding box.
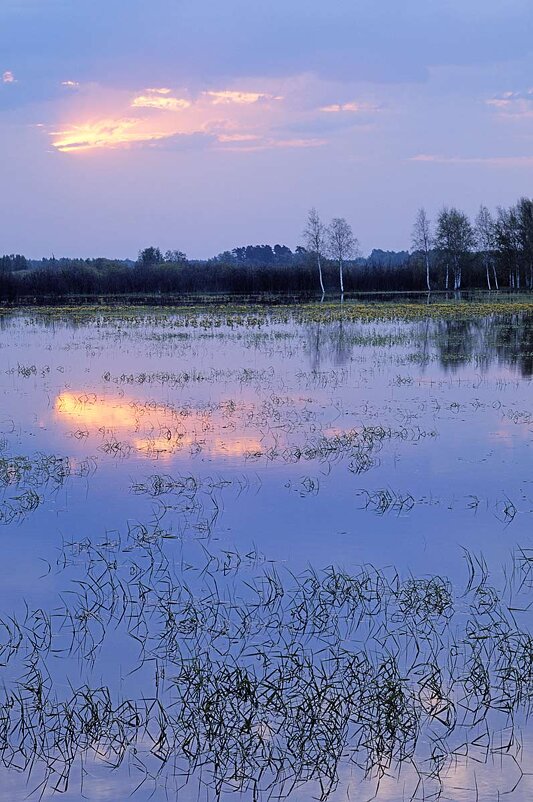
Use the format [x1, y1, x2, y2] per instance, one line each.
[2, 292, 533, 325]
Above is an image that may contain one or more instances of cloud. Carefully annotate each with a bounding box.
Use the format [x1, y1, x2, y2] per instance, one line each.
[320, 101, 379, 113]
[144, 87, 172, 95]
[51, 118, 171, 152]
[131, 92, 191, 111]
[217, 133, 261, 143]
[486, 89, 533, 118]
[49, 79, 293, 154]
[1, 0, 533, 100]
[217, 136, 327, 152]
[2, 71, 15, 84]
[61, 80, 79, 88]
[410, 153, 533, 167]
[51, 118, 213, 153]
[204, 90, 282, 105]
[136, 131, 214, 151]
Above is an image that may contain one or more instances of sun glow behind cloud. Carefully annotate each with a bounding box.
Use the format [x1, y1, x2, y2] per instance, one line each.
[50, 82, 309, 154]
[49, 78, 382, 155]
[3, 0, 532, 258]
[52, 118, 171, 152]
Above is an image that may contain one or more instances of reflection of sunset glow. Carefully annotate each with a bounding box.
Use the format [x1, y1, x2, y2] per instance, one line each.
[52, 119, 169, 152]
[55, 393, 140, 428]
[134, 434, 263, 459]
[54, 393, 264, 460]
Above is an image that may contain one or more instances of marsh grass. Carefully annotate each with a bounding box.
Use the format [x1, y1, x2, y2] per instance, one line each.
[0, 452, 96, 524]
[0, 519, 530, 800]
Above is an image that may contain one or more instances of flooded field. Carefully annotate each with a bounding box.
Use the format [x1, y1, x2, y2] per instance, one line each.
[0, 301, 533, 801]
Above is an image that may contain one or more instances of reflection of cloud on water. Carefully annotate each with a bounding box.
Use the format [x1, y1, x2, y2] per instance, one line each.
[55, 392, 140, 429]
[133, 432, 264, 459]
[316, 732, 533, 802]
[54, 392, 264, 460]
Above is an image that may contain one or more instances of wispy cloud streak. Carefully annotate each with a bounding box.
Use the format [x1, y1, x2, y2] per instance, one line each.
[131, 93, 191, 111]
[320, 101, 379, 113]
[204, 90, 283, 104]
[410, 153, 533, 167]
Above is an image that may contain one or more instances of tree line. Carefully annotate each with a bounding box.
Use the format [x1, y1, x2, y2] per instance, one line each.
[411, 199, 533, 294]
[0, 197, 532, 300]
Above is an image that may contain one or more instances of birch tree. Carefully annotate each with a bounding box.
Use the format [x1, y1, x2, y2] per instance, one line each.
[304, 208, 327, 297]
[327, 217, 359, 295]
[411, 208, 433, 292]
[436, 208, 474, 291]
[475, 205, 498, 290]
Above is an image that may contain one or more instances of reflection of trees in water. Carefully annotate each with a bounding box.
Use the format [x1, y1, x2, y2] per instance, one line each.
[306, 319, 351, 370]
[307, 323, 323, 372]
[490, 314, 533, 378]
[432, 319, 481, 371]
[305, 314, 533, 379]
[333, 319, 351, 366]
[433, 313, 533, 378]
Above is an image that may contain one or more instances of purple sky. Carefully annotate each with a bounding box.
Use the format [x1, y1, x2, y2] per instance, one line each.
[1, 0, 532, 258]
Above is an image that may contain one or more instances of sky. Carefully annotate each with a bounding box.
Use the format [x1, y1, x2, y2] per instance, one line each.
[0, 0, 532, 259]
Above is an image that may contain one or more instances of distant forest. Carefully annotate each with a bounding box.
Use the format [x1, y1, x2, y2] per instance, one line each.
[1, 197, 532, 300]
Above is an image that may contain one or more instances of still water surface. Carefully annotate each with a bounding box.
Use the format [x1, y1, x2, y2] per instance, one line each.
[0, 307, 532, 801]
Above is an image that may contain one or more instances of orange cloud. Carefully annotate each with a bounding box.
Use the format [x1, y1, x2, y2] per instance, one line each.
[52, 118, 171, 152]
[51, 81, 290, 154]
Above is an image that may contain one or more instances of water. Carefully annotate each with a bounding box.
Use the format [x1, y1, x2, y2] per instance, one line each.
[0, 305, 532, 801]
